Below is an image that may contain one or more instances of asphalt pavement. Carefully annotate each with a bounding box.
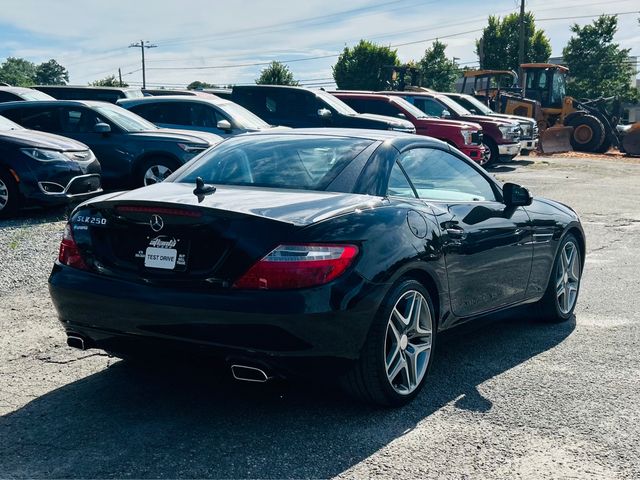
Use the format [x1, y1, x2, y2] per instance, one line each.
[0, 154, 638, 479]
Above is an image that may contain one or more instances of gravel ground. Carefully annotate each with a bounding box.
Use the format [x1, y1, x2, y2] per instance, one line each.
[1, 155, 639, 479]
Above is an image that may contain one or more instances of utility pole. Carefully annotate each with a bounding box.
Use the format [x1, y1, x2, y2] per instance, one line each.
[128, 40, 157, 89]
[118, 68, 123, 87]
[518, 0, 525, 87]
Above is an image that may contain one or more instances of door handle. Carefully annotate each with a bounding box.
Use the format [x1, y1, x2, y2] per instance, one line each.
[442, 222, 466, 240]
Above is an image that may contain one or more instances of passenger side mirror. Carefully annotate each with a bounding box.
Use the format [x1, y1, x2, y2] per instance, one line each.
[503, 182, 532, 207]
[317, 108, 332, 119]
[216, 119, 232, 132]
[93, 122, 111, 134]
[441, 110, 451, 118]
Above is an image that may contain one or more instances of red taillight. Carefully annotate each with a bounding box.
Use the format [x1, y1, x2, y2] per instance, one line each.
[233, 244, 359, 290]
[58, 224, 89, 271]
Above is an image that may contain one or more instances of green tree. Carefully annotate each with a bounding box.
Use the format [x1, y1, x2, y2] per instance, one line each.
[562, 15, 639, 103]
[333, 40, 399, 90]
[418, 40, 459, 92]
[0, 57, 36, 86]
[475, 13, 551, 71]
[34, 59, 69, 85]
[187, 80, 218, 90]
[255, 61, 298, 85]
[90, 75, 127, 87]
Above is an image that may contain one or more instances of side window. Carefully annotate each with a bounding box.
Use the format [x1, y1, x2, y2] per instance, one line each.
[399, 148, 498, 202]
[190, 104, 223, 128]
[387, 162, 416, 198]
[129, 103, 161, 122]
[421, 99, 447, 117]
[0, 92, 19, 102]
[18, 107, 61, 132]
[364, 99, 403, 118]
[59, 107, 106, 133]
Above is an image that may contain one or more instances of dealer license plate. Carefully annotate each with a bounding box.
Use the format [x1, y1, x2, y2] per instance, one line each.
[144, 247, 178, 270]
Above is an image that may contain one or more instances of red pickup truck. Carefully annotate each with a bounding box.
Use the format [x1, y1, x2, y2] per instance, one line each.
[330, 92, 488, 164]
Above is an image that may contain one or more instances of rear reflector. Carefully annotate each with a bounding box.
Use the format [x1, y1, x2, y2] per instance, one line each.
[58, 223, 89, 271]
[233, 244, 359, 290]
[116, 205, 202, 218]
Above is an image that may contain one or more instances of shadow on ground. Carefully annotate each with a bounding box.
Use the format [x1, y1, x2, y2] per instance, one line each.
[488, 159, 535, 173]
[0, 206, 67, 228]
[0, 312, 575, 478]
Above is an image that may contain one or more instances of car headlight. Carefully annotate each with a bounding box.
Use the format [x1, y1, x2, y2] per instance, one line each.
[498, 125, 521, 140]
[461, 129, 473, 145]
[20, 148, 70, 162]
[178, 143, 209, 153]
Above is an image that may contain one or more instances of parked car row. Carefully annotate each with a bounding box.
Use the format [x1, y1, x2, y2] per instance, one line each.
[0, 83, 537, 217]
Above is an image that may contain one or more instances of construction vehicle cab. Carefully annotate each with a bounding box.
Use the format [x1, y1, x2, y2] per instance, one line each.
[460, 69, 520, 107]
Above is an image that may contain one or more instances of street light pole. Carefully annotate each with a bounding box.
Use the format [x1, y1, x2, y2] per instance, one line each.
[128, 40, 157, 89]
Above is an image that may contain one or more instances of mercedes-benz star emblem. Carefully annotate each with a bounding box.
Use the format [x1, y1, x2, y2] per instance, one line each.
[150, 214, 164, 232]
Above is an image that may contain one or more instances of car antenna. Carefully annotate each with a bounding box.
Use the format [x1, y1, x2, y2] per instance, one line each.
[193, 176, 216, 200]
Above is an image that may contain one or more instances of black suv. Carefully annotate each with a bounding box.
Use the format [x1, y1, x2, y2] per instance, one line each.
[33, 86, 144, 104]
[0, 101, 221, 188]
[0, 86, 55, 103]
[229, 85, 416, 132]
[0, 114, 101, 216]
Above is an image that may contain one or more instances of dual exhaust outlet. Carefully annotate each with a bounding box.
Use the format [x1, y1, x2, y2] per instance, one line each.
[66, 334, 272, 383]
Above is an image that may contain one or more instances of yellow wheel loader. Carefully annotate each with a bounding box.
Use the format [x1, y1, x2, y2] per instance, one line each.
[460, 64, 640, 155]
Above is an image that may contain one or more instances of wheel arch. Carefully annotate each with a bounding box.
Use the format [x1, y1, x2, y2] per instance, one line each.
[565, 225, 586, 268]
[391, 267, 443, 329]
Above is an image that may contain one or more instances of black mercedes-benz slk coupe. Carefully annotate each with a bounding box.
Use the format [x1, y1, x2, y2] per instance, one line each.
[48, 129, 585, 406]
[0, 115, 101, 217]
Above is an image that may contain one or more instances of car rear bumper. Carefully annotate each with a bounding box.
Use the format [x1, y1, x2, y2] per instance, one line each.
[520, 138, 539, 152]
[48, 263, 386, 372]
[498, 142, 521, 156]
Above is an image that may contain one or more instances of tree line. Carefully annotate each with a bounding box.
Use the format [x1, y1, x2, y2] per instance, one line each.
[1, 13, 637, 103]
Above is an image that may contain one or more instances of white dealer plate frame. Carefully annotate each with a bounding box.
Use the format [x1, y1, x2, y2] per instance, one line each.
[144, 247, 178, 270]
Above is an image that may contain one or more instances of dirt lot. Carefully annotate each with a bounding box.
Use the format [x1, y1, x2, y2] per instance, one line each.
[1, 155, 639, 479]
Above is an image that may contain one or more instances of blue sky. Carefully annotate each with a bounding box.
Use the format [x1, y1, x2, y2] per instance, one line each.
[0, 0, 638, 88]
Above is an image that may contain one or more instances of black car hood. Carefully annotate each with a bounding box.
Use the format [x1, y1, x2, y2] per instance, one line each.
[0, 128, 89, 151]
[89, 182, 385, 226]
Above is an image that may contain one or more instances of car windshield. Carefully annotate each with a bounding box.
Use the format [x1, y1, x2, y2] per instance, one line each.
[393, 97, 431, 119]
[316, 90, 359, 116]
[93, 103, 157, 132]
[435, 95, 472, 116]
[0, 115, 22, 130]
[453, 95, 494, 115]
[20, 90, 54, 101]
[218, 102, 271, 129]
[174, 135, 373, 191]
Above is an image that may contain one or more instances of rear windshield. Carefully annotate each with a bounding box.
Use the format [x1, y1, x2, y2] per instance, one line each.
[173, 135, 373, 191]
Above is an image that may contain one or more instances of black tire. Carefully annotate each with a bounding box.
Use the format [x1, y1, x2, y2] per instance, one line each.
[137, 157, 180, 187]
[593, 136, 612, 154]
[0, 169, 19, 218]
[340, 279, 436, 407]
[535, 233, 582, 323]
[567, 115, 605, 152]
[482, 137, 499, 167]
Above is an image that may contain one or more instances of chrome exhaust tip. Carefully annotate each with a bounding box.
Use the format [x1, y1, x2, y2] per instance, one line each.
[67, 335, 86, 350]
[230, 364, 271, 383]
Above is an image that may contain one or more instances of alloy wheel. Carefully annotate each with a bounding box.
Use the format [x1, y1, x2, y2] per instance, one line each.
[479, 143, 491, 166]
[556, 241, 580, 314]
[384, 290, 433, 395]
[0, 177, 9, 211]
[144, 164, 173, 186]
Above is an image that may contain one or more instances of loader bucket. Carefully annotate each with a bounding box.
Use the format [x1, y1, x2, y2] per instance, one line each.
[540, 125, 573, 154]
[621, 124, 640, 156]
